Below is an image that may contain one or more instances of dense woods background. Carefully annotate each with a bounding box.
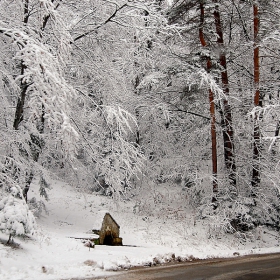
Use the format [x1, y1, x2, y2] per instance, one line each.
[1, 0, 280, 239]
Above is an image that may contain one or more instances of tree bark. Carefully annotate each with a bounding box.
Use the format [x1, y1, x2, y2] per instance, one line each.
[199, 2, 218, 204]
[251, 3, 261, 190]
[23, 0, 29, 24]
[13, 0, 45, 201]
[13, 0, 29, 130]
[13, 65, 28, 130]
[212, 1, 236, 187]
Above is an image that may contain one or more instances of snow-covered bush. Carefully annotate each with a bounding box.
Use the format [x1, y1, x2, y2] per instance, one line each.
[29, 197, 48, 218]
[0, 185, 36, 242]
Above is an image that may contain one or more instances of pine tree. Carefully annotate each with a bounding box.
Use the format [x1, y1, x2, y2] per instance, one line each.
[0, 184, 36, 243]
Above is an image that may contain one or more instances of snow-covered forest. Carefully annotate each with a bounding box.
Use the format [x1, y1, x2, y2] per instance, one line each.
[1, 0, 280, 279]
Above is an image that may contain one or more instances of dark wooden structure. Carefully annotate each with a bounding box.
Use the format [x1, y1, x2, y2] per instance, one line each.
[92, 212, 122, 246]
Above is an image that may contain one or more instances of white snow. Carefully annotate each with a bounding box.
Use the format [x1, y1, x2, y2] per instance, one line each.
[0, 180, 279, 280]
[0, 186, 36, 237]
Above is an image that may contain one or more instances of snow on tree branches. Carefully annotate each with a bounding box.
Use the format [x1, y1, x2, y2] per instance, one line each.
[0, 185, 36, 239]
[0, 26, 78, 155]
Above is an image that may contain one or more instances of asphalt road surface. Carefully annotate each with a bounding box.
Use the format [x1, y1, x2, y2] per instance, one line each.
[88, 253, 280, 280]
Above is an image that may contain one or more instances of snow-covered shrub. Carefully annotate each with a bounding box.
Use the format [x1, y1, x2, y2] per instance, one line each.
[200, 194, 256, 236]
[29, 197, 48, 218]
[0, 185, 36, 242]
[249, 193, 280, 230]
[39, 175, 51, 201]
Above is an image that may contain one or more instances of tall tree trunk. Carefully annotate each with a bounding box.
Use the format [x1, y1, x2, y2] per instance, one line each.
[251, 3, 261, 190]
[13, 67, 28, 130]
[23, 0, 29, 24]
[13, 0, 46, 202]
[199, 2, 218, 204]
[13, 0, 29, 130]
[213, 1, 236, 187]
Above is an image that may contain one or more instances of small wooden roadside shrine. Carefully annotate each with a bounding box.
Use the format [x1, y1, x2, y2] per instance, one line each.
[92, 212, 123, 246]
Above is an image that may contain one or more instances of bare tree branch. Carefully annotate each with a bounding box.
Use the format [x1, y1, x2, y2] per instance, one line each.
[73, 3, 128, 42]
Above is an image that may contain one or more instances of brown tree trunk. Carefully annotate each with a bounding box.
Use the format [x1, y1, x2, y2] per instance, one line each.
[252, 3, 261, 190]
[199, 2, 218, 204]
[213, 1, 236, 187]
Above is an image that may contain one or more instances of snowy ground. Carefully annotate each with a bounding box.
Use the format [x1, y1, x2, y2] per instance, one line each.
[1, 180, 280, 280]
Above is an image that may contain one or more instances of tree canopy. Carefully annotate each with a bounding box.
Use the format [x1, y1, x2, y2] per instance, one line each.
[1, 0, 280, 239]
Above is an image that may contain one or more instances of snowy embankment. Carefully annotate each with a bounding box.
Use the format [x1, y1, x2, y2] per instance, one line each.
[0, 180, 280, 280]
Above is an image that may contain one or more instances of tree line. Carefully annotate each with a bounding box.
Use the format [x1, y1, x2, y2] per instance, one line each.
[1, 0, 280, 240]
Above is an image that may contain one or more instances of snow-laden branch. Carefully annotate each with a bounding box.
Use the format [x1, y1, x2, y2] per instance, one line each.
[197, 68, 226, 101]
[99, 130, 144, 194]
[263, 29, 280, 44]
[73, 2, 128, 41]
[137, 72, 167, 91]
[0, 26, 78, 155]
[249, 104, 280, 121]
[250, 104, 280, 152]
[104, 105, 138, 136]
[39, 0, 72, 64]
